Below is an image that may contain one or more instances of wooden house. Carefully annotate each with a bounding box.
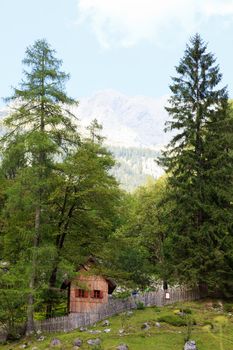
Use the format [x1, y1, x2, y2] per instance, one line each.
[62, 257, 116, 314]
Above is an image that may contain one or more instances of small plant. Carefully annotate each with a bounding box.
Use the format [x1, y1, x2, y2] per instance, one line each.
[114, 291, 131, 300]
[120, 312, 131, 331]
[182, 308, 192, 314]
[223, 303, 233, 313]
[184, 314, 193, 342]
[153, 305, 161, 313]
[157, 314, 188, 327]
[136, 301, 145, 310]
[92, 346, 103, 350]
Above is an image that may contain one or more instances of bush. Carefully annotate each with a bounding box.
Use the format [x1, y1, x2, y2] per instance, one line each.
[153, 306, 161, 313]
[113, 291, 131, 300]
[202, 321, 214, 329]
[182, 308, 192, 314]
[157, 315, 188, 327]
[136, 301, 145, 310]
[223, 303, 233, 313]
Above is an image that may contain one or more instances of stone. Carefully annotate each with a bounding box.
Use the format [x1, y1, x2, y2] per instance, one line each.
[102, 320, 110, 327]
[119, 329, 124, 335]
[19, 345, 28, 349]
[88, 329, 102, 334]
[73, 338, 82, 347]
[87, 338, 101, 346]
[73, 347, 80, 350]
[141, 322, 150, 330]
[103, 328, 111, 333]
[79, 327, 87, 332]
[50, 338, 62, 347]
[37, 335, 45, 341]
[126, 311, 133, 316]
[116, 344, 129, 350]
[184, 340, 197, 350]
[155, 322, 161, 328]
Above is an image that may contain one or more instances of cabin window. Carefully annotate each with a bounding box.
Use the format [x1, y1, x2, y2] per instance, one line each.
[75, 289, 88, 298]
[91, 290, 103, 299]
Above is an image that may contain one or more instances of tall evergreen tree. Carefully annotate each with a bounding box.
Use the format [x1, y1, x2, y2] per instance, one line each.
[160, 34, 233, 292]
[1, 39, 78, 332]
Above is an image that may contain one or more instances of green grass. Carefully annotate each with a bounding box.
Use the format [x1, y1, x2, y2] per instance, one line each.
[1, 300, 233, 350]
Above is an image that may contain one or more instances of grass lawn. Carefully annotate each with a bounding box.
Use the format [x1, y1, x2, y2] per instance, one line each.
[1, 300, 233, 349]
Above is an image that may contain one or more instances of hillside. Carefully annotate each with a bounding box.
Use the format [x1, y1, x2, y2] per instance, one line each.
[1, 300, 233, 349]
[109, 146, 163, 191]
[75, 90, 170, 149]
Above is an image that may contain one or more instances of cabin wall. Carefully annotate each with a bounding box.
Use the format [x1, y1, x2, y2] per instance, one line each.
[69, 273, 108, 313]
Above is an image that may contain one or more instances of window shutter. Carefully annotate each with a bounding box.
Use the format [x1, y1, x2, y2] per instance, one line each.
[84, 290, 89, 298]
[99, 291, 103, 299]
[90, 290, 94, 298]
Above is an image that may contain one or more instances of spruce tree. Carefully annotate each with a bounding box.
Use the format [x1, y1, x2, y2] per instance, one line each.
[160, 34, 233, 292]
[1, 39, 78, 332]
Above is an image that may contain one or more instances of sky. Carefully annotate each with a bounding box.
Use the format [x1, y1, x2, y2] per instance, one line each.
[1, 0, 233, 106]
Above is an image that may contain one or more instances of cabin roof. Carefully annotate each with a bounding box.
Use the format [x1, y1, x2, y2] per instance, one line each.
[61, 256, 117, 294]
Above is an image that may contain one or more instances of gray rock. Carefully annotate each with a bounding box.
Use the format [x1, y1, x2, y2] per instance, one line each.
[102, 319, 110, 327]
[126, 311, 133, 316]
[19, 345, 28, 349]
[50, 338, 62, 347]
[88, 329, 102, 334]
[116, 344, 129, 350]
[37, 335, 45, 342]
[119, 329, 124, 334]
[184, 340, 197, 350]
[155, 322, 161, 328]
[141, 322, 150, 330]
[103, 328, 111, 333]
[73, 338, 82, 347]
[79, 327, 87, 332]
[87, 338, 101, 346]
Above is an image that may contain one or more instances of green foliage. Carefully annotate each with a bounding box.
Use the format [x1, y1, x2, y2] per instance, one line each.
[159, 34, 233, 292]
[136, 301, 145, 310]
[113, 290, 131, 299]
[223, 303, 233, 313]
[157, 314, 188, 327]
[0, 39, 122, 333]
[0, 266, 27, 339]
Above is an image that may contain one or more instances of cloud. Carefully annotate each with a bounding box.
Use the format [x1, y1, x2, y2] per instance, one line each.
[76, 0, 233, 48]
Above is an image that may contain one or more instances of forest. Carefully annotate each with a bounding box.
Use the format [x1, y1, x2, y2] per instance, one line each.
[1, 33, 233, 344]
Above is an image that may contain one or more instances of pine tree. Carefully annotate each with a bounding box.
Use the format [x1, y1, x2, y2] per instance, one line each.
[160, 34, 233, 292]
[1, 39, 78, 332]
[45, 120, 121, 317]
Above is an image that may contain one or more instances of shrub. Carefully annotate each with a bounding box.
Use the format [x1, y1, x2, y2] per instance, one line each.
[153, 306, 161, 313]
[223, 303, 233, 313]
[182, 308, 192, 314]
[203, 321, 214, 329]
[157, 315, 188, 327]
[113, 291, 131, 300]
[136, 301, 145, 310]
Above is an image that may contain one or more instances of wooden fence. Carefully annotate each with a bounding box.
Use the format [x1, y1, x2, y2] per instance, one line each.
[35, 287, 201, 333]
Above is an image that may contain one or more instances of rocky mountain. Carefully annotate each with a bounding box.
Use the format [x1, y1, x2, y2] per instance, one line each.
[74, 89, 170, 149]
[75, 90, 169, 190]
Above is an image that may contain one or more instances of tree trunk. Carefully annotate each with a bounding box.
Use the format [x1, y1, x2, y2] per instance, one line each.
[26, 205, 40, 334]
